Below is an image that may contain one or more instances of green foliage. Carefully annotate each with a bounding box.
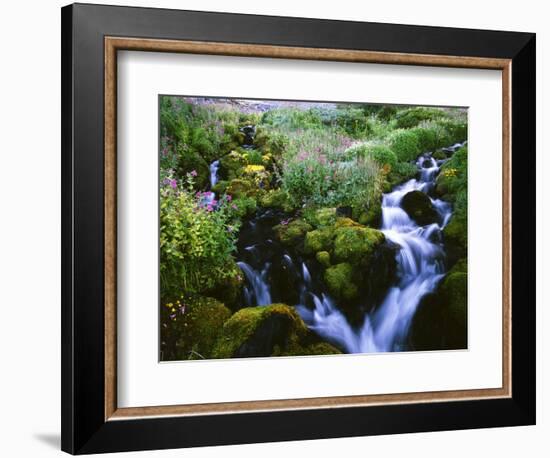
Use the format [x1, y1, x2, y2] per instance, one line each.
[160, 175, 241, 299]
[344, 142, 397, 167]
[394, 107, 446, 129]
[161, 295, 231, 361]
[388, 129, 422, 162]
[243, 149, 264, 165]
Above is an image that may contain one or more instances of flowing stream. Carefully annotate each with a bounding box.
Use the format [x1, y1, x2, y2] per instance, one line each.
[233, 134, 464, 353]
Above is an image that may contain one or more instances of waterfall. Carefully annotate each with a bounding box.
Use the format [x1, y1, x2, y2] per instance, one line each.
[210, 160, 220, 188]
[238, 261, 272, 306]
[297, 145, 461, 353]
[236, 142, 464, 354]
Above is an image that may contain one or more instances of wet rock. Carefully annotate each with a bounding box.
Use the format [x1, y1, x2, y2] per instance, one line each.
[400, 190, 440, 226]
[212, 304, 341, 358]
[273, 219, 312, 247]
[336, 206, 353, 218]
[316, 251, 331, 268]
[324, 263, 358, 301]
[409, 266, 467, 351]
[304, 228, 334, 254]
[332, 225, 385, 267]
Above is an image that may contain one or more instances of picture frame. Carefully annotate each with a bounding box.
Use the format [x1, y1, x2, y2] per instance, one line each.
[61, 3, 536, 454]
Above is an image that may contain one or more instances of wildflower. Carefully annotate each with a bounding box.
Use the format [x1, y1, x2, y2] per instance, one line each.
[231, 204, 238, 210]
[226, 194, 232, 201]
[169, 179, 177, 189]
[190, 170, 198, 177]
[206, 205, 213, 212]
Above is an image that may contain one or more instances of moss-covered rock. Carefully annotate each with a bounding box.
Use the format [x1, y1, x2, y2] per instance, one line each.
[308, 207, 337, 227]
[232, 196, 257, 218]
[410, 270, 467, 351]
[316, 251, 331, 267]
[440, 272, 468, 348]
[304, 228, 334, 254]
[225, 178, 256, 200]
[219, 150, 247, 181]
[259, 188, 295, 212]
[212, 303, 341, 358]
[206, 262, 245, 310]
[443, 213, 467, 260]
[176, 149, 210, 189]
[401, 190, 439, 226]
[273, 219, 312, 247]
[432, 150, 447, 160]
[332, 225, 385, 267]
[161, 295, 231, 361]
[324, 263, 358, 300]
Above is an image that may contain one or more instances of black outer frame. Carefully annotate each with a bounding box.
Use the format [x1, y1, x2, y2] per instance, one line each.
[61, 3, 536, 454]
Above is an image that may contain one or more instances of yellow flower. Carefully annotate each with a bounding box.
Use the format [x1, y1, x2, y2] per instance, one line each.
[244, 164, 266, 173]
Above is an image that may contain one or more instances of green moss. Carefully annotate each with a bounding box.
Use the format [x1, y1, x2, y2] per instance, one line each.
[226, 178, 256, 199]
[212, 180, 229, 195]
[324, 262, 358, 300]
[432, 150, 447, 160]
[400, 190, 440, 226]
[219, 150, 247, 180]
[206, 261, 245, 309]
[161, 295, 231, 361]
[332, 225, 385, 266]
[212, 303, 340, 358]
[304, 228, 334, 254]
[316, 251, 331, 267]
[232, 196, 257, 218]
[443, 212, 468, 258]
[274, 219, 312, 246]
[448, 258, 468, 275]
[259, 189, 295, 212]
[440, 272, 468, 347]
[304, 208, 336, 227]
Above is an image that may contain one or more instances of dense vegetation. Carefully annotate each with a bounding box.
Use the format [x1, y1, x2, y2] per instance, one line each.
[159, 97, 468, 360]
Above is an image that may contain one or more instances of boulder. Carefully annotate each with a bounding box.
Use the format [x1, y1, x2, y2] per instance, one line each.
[273, 219, 312, 247]
[401, 190, 440, 226]
[212, 304, 341, 358]
[410, 269, 467, 351]
[332, 225, 385, 267]
[316, 251, 331, 267]
[324, 262, 358, 301]
[304, 228, 334, 254]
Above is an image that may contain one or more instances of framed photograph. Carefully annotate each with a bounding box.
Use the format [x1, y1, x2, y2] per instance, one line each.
[61, 3, 536, 454]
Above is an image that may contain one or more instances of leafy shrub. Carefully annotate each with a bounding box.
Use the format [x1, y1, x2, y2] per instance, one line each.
[160, 173, 241, 300]
[388, 129, 422, 162]
[394, 107, 446, 129]
[244, 149, 264, 165]
[344, 143, 397, 167]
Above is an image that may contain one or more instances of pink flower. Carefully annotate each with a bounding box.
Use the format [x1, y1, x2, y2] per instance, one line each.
[169, 179, 177, 189]
[206, 205, 213, 212]
[226, 194, 232, 201]
[231, 204, 238, 210]
[190, 170, 198, 177]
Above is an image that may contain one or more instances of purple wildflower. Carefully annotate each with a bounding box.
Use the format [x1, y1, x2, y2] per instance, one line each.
[190, 170, 198, 177]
